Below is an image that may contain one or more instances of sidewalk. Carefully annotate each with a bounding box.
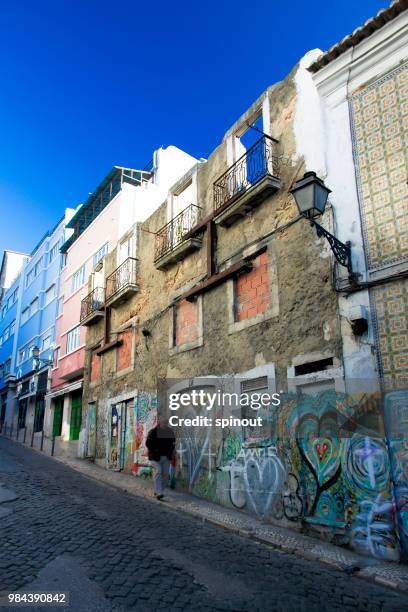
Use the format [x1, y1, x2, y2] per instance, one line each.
[47, 449, 408, 595]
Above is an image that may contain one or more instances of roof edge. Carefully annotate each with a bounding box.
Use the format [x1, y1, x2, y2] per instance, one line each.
[308, 0, 408, 73]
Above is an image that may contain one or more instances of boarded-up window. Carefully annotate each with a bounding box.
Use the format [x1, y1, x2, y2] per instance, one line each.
[117, 328, 133, 371]
[91, 351, 100, 383]
[174, 299, 198, 346]
[235, 251, 269, 322]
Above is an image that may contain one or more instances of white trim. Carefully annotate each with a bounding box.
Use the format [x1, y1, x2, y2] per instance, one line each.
[46, 379, 83, 399]
[59, 343, 86, 360]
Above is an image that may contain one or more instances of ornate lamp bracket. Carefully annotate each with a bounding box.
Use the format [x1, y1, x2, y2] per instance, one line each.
[308, 217, 352, 274]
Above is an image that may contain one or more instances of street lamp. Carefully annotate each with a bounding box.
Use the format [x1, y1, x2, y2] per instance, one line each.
[290, 171, 353, 274]
[31, 346, 52, 370]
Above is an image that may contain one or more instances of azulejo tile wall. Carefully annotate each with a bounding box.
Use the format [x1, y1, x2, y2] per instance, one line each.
[350, 62, 408, 387]
[372, 279, 408, 386]
[350, 61, 408, 270]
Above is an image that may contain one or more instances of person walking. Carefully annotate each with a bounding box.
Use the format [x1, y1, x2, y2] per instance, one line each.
[146, 417, 176, 500]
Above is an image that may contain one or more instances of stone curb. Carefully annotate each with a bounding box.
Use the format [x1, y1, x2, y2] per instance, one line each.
[4, 435, 408, 596]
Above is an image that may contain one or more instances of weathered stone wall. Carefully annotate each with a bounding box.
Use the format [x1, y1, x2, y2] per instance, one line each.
[83, 66, 340, 403]
[80, 66, 354, 548]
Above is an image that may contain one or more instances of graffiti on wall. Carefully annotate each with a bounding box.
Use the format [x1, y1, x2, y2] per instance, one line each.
[221, 440, 287, 518]
[132, 393, 157, 477]
[183, 390, 403, 561]
[101, 386, 407, 563]
[108, 405, 120, 470]
[384, 390, 408, 560]
[86, 403, 96, 458]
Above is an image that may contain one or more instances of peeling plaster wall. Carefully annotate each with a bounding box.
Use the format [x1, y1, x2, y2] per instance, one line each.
[294, 50, 379, 392]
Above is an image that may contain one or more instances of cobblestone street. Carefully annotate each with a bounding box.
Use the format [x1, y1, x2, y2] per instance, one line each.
[1, 437, 408, 612]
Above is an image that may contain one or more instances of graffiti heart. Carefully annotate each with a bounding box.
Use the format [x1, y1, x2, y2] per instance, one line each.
[243, 454, 285, 517]
[222, 444, 285, 518]
[298, 422, 341, 488]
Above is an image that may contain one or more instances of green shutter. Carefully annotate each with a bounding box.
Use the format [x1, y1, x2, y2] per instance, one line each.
[52, 398, 63, 437]
[69, 393, 82, 440]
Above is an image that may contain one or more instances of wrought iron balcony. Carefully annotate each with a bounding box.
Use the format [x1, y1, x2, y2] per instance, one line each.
[154, 204, 203, 270]
[105, 257, 138, 306]
[80, 287, 105, 326]
[213, 135, 282, 226]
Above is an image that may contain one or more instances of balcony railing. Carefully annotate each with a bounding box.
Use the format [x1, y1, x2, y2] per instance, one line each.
[80, 287, 104, 323]
[154, 204, 202, 262]
[106, 257, 138, 302]
[213, 135, 280, 212]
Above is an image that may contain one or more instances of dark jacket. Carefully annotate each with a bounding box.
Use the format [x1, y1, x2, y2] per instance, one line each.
[146, 425, 175, 461]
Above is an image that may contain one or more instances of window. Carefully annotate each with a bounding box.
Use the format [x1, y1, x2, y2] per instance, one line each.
[53, 346, 60, 368]
[0, 336, 2, 348]
[294, 358, 334, 375]
[12, 288, 18, 304]
[93, 242, 109, 268]
[172, 181, 193, 217]
[119, 234, 134, 263]
[49, 243, 59, 263]
[18, 347, 26, 364]
[41, 335, 51, 351]
[57, 296, 64, 316]
[7, 295, 13, 309]
[9, 320, 15, 337]
[30, 297, 39, 315]
[34, 257, 43, 276]
[45, 284, 56, 305]
[234, 252, 269, 322]
[26, 269, 34, 287]
[21, 307, 29, 324]
[241, 376, 270, 441]
[237, 115, 264, 157]
[71, 265, 85, 293]
[4, 359, 10, 374]
[66, 325, 80, 353]
[174, 299, 198, 346]
[1, 305, 6, 319]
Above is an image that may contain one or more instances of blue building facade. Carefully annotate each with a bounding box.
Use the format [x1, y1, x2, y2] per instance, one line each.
[0, 214, 68, 434]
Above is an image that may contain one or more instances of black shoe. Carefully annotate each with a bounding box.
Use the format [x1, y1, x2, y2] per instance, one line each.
[156, 494, 164, 501]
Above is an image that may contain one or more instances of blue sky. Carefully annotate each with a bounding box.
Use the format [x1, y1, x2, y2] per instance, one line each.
[0, 0, 386, 255]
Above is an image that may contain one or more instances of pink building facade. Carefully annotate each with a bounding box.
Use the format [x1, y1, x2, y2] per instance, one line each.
[45, 147, 198, 452]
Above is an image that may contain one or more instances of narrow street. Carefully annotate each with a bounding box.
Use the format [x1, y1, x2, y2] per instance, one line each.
[0, 438, 407, 611]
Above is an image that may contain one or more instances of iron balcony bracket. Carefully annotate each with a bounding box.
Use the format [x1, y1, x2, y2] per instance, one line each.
[308, 217, 352, 274]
